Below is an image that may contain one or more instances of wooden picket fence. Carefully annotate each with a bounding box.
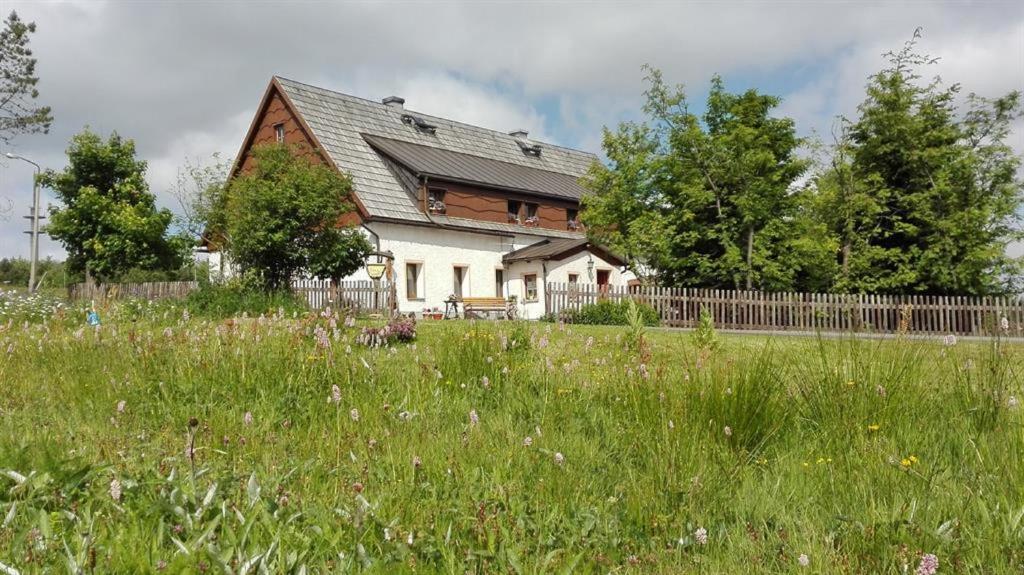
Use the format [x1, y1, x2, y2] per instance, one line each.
[68, 280, 199, 302]
[545, 283, 1024, 336]
[291, 279, 395, 313]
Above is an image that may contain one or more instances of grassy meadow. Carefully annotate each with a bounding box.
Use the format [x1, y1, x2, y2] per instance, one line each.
[1, 295, 1023, 573]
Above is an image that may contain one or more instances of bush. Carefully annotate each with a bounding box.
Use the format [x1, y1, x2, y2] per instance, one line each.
[563, 299, 659, 327]
[184, 278, 306, 318]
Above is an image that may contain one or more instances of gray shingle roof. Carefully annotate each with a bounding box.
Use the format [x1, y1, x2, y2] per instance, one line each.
[363, 134, 588, 200]
[275, 77, 598, 230]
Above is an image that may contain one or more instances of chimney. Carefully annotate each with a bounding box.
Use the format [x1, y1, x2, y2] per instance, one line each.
[382, 96, 405, 111]
[509, 129, 529, 139]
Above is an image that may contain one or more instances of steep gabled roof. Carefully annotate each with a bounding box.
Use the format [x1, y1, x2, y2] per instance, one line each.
[272, 77, 598, 230]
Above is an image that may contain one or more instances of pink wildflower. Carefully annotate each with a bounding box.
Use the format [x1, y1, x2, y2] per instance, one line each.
[350, 408, 360, 422]
[481, 376, 490, 388]
[109, 478, 122, 502]
[243, 411, 253, 425]
[331, 384, 342, 404]
[116, 400, 126, 414]
[724, 426, 733, 437]
[523, 436, 533, 447]
[554, 452, 565, 466]
[694, 527, 708, 545]
[412, 455, 422, 468]
[469, 409, 479, 427]
[916, 553, 938, 575]
[798, 554, 809, 567]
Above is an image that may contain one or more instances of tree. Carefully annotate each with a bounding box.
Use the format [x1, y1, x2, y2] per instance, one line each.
[583, 68, 812, 290]
[41, 129, 187, 281]
[840, 30, 1022, 295]
[221, 144, 371, 290]
[0, 11, 52, 143]
[170, 153, 230, 249]
[580, 122, 671, 284]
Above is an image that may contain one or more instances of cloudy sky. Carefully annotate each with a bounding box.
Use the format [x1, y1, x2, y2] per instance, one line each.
[1, 0, 1022, 259]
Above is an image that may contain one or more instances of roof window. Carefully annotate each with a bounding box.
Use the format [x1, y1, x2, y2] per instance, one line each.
[401, 114, 437, 135]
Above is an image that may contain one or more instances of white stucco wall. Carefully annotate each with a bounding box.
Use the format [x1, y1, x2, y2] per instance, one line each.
[504, 249, 631, 319]
[211, 221, 633, 319]
[362, 221, 559, 316]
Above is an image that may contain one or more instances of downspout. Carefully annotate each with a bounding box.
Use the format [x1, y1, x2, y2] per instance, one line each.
[542, 260, 549, 317]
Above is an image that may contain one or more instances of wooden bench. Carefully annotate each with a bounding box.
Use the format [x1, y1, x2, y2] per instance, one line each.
[462, 297, 510, 319]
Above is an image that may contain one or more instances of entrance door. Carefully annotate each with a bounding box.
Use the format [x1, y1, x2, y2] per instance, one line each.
[596, 269, 610, 296]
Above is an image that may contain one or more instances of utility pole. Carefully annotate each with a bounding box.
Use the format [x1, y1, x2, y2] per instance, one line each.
[6, 153, 42, 292]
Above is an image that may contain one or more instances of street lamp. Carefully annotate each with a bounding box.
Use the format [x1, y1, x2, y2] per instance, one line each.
[6, 152, 42, 293]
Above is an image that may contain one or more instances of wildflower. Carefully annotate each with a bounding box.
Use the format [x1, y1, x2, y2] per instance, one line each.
[156, 559, 167, 571]
[845, 379, 855, 387]
[1009, 395, 1019, 409]
[486, 356, 493, 364]
[331, 384, 342, 404]
[638, 364, 649, 379]
[723, 426, 732, 437]
[943, 334, 957, 347]
[116, 400, 126, 414]
[407, 531, 414, 545]
[412, 455, 422, 468]
[694, 526, 708, 545]
[867, 424, 880, 432]
[538, 336, 549, 349]
[668, 419, 675, 430]
[352, 482, 364, 493]
[877, 385, 887, 397]
[916, 553, 938, 575]
[1001, 316, 1010, 332]
[481, 376, 490, 388]
[384, 527, 392, 541]
[798, 553, 810, 567]
[243, 411, 253, 425]
[554, 452, 565, 466]
[350, 408, 360, 422]
[398, 410, 411, 421]
[469, 409, 479, 427]
[110, 478, 122, 502]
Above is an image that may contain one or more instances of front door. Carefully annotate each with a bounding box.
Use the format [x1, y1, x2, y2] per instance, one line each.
[598, 268, 610, 294]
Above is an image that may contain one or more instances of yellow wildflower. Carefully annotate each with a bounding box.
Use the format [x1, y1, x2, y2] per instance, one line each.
[867, 424, 880, 432]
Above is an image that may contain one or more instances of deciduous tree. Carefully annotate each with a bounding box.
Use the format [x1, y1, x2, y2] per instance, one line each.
[221, 144, 371, 290]
[41, 129, 186, 281]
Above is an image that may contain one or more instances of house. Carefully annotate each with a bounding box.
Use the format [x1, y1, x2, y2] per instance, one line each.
[213, 77, 631, 318]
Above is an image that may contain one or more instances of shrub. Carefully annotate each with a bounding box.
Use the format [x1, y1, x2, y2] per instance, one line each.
[564, 298, 659, 327]
[184, 277, 305, 318]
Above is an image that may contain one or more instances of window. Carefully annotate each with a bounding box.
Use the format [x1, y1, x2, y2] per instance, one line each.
[568, 273, 579, 284]
[523, 274, 538, 301]
[274, 123, 285, 143]
[406, 262, 422, 299]
[524, 203, 539, 225]
[495, 269, 504, 297]
[507, 200, 521, 223]
[453, 266, 468, 298]
[567, 208, 579, 230]
[427, 188, 446, 214]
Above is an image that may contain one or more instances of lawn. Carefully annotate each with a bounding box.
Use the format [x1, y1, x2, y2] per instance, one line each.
[1, 298, 1022, 573]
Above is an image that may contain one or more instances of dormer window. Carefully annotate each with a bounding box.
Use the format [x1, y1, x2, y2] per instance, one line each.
[567, 208, 580, 230]
[427, 188, 447, 214]
[401, 114, 437, 135]
[274, 123, 285, 143]
[524, 203, 539, 226]
[507, 200, 521, 224]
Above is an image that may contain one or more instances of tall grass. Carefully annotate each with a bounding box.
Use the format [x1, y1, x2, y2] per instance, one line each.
[0, 302, 1021, 573]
